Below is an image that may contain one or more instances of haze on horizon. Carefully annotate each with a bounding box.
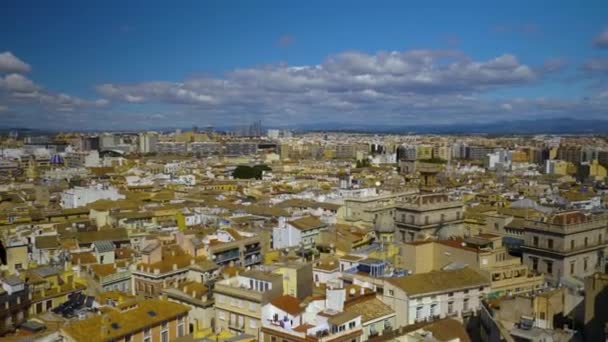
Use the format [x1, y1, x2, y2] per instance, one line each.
[1, 0, 608, 130]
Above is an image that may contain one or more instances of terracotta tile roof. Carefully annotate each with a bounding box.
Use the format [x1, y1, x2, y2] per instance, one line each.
[288, 216, 326, 231]
[61, 299, 189, 342]
[71, 252, 97, 265]
[387, 267, 490, 297]
[35, 235, 59, 249]
[344, 297, 394, 323]
[271, 295, 304, 316]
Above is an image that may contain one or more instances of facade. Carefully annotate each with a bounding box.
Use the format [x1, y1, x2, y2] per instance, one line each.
[60, 185, 125, 209]
[214, 270, 283, 337]
[394, 193, 464, 242]
[163, 281, 214, 334]
[521, 211, 608, 285]
[190, 142, 222, 156]
[382, 267, 491, 327]
[157, 141, 188, 154]
[138, 132, 158, 154]
[273, 216, 328, 250]
[225, 142, 257, 156]
[400, 235, 545, 298]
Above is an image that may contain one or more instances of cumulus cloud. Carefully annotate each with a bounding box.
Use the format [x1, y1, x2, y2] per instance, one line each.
[0, 74, 39, 92]
[97, 49, 537, 113]
[88, 49, 608, 128]
[594, 28, 608, 48]
[0, 52, 31, 73]
[0, 52, 109, 114]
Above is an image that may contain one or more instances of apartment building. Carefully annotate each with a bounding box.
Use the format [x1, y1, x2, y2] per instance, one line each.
[157, 141, 188, 154]
[214, 270, 283, 337]
[521, 211, 608, 285]
[381, 267, 490, 327]
[190, 142, 222, 156]
[225, 142, 257, 156]
[132, 244, 196, 297]
[394, 193, 464, 242]
[400, 234, 545, 298]
[61, 298, 190, 342]
[260, 294, 364, 342]
[272, 216, 328, 250]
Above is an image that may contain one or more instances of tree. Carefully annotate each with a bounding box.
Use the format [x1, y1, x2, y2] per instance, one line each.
[232, 164, 272, 179]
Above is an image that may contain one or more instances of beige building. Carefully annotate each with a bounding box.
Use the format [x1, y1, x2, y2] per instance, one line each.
[394, 193, 464, 242]
[400, 234, 544, 298]
[381, 267, 490, 327]
[521, 211, 608, 285]
[214, 270, 283, 338]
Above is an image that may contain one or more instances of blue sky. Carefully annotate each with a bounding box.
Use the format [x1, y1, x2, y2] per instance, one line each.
[1, 0, 607, 129]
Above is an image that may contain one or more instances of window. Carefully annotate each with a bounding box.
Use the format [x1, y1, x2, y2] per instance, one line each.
[448, 292, 454, 297]
[463, 298, 469, 311]
[177, 316, 185, 337]
[531, 257, 538, 271]
[448, 301, 454, 314]
[441, 214, 445, 222]
[124, 334, 132, 342]
[431, 303, 438, 316]
[571, 240, 575, 250]
[143, 328, 151, 342]
[424, 216, 429, 225]
[547, 239, 553, 249]
[388, 289, 394, 296]
[15, 263, 22, 270]
[539, 312, 546, 320]
[494, 222, 499, 231]
[161, 330, 169, 342]
[545, 261, 553, 274]
[46, 300, 52, 310]
[456, 212, 461, 220]
[584, 237, 589, 247]
[584, 257, 589, 271]
[348, 321, 356, 329]
[464, 289, 469, 295]
[570, 262, 575, 274]
[416, 306, 424, 320]
[533, 236, 539, 247]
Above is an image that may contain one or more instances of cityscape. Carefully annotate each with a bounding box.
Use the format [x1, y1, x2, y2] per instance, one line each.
[1, 1, 608, 342]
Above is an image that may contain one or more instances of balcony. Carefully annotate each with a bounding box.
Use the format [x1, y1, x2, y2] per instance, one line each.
[214, 251, 241, 264]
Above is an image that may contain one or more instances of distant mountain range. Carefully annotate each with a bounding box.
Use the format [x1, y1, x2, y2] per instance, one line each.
[287, 118, 608, 135]
[3, 118, 608, 135]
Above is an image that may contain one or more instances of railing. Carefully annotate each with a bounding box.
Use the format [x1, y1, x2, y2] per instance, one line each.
[99, 270, 131, 284]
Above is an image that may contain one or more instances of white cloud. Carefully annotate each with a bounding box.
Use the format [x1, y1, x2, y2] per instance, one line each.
[0, 52, 31, 73]
[0, 74, 39, 92]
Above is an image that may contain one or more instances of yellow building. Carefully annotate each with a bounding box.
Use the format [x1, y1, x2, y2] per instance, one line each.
[589, 160, 607, 180]
[416, 145, 433, 160]
[271, 262, 313, 299]
[26, 265, 87, 316]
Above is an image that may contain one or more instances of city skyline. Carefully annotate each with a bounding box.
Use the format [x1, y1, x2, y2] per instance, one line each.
[1, 1, 608, 130]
